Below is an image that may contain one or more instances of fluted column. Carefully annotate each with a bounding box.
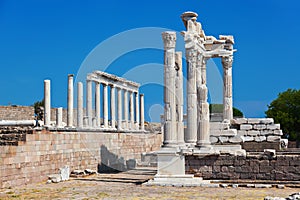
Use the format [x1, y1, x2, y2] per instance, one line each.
[185, 49, 198, 145]
[222, 56, 233, 122]
[95, 82, 101, 127]
[77, 82, 83, 128]
[86, 80, 93, 127]
[162, 31, 177, 147]
[44, 80, 51, 126]
[175, 51, 185, 145]
[117, 87, 122, 131]
[103, 83, 108, 128]
[67, 74, 74, 127]
[129, 91, 134, 130]
[140, 94, 145, 131]
[124, 89, 128, 130]
[110, 85, 116, 129]
[135, 92, 140, 130]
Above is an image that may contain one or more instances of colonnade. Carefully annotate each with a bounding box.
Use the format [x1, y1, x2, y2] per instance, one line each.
[44, 71, 145, 131]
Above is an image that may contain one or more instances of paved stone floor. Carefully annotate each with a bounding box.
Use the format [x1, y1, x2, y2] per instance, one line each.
[0, 167, 299, 199]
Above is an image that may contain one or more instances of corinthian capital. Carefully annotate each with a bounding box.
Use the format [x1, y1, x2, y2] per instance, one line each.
[162, 31, 176, 49]
[186, 49, 198, 63]
[222, 56, 233, 69]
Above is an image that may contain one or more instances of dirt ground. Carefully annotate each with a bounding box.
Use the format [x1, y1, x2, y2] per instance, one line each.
[0, 167, 299, 200]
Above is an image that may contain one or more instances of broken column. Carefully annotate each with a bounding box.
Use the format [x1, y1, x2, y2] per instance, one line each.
[56, 107, 63, 128]
[175, 51, 185, 146]
[111, 85, 116, 129]
[222, 55, 233, 122]
[162, 31, 177, 147]
[44, 80, 51, 126]
[77, 82, 83, 128]
[67, 74, 74, 127]
[140, 94, 145, 131]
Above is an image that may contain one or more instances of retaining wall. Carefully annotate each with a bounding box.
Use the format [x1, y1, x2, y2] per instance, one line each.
[0, 129, 162, 188]
[186, 154, 300, 181]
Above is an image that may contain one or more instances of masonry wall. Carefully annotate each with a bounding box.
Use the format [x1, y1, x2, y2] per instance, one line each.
[0, 130, 162, 188]
[186, 154, 300, 181]
[0, 106, 35, 120]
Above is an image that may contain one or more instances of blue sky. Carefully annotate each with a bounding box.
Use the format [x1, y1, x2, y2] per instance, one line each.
[0, 0, 299, 121]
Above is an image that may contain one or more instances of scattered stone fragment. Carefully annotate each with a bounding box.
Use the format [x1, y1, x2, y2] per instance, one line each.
[277, 184, 285, 189]
[254, 184, 272, 188]
[246, 184, 254, 188]
[220, 184, 228, 188]
[48, 174, 61, 183]
[232, 184, 238, 188]
[85, 169, 97, 175]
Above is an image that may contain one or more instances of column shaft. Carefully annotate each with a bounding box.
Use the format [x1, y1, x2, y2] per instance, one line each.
[95, 82, 101, 127]
[135, 92, 140, 130]
[162, 31, 177, 147]
[222, 56, 233, 122]
[124, 90, 128, 130]
[56, 107, 63, 128]
[175, 51, 185, 145]
[86, 80, 93, 127]
[77, 82, 83, 128]
[111, 85, 116, 128]
[129, 91, 134, 130]
[67, 74, 74, 127]
[140, 94, 145, 131]
[44, 80, 51, 126]
[103, 84, 108, 128]
[117, 88, 122, 131]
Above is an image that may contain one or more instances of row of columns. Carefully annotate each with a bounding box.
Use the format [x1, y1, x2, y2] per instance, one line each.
[44, 75, 145, 132]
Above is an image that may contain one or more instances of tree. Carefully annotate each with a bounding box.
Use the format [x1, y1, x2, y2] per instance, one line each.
[209, 104, 244, 117]
[33, 99, 44, 120]
[265, 89, 300, 141]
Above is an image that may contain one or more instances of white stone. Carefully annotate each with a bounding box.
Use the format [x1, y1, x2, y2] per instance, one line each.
[247, 118, 261, 124]
[219, 136, 229, 143]
[254, 136, 266, 142]
[244, 136, 254, 142]
[232, 118, 247, 124]
[267, 136, 281, 142]
[56, 107, 63, 128]
[254, 184, 272, 188]
[253, 124, 267, 130]
[229, 135, 244, 143]
[248, 130, 260, 136]
[48, 174, 61, 183]
[60, 165, 70, 181]
[210, 129, 237, 136]
[267, 124, 280, 130]
[260, 130, 273, 136]
[210, 122, 230, 130]
[273, 130, 283, 135]
[240, 124, 252, 130]
[237, 130, 247, 136]
[209, 136, 219, 144]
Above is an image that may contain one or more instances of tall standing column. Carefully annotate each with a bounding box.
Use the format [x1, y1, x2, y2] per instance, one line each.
[86, 80, 93, 127]
[175, 51, 185, 145]
[110, 85, 116, 129]
[222, 56, 233, 122]
[185, 49, 198, 145]
[117, 87, 123, 131]
[129, 91, 134, 130]
[196, 56, 211, 149]
[103, 83, 108, 128]
[67, 74, 74, 127]
[77, 82, 83, 128]
[124, 89, 128, 130]
[135, 92, 140, 130]
[162, 31, 177, 147]
[44, 80, 51, 127]
[95, 82, 101, 127]
[140, 94, 145, 131]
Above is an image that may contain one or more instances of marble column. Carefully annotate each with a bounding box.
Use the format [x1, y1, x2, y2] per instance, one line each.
[185, 49, 198, 145]
[110, 85, 116, 129]
[175, 51, 185, 145]
[129, 91, 134, 130]
[95, 82, 101, 127]
[44, 80, 51, 126]
[124, 89, 128, 130]
[162, 31, 177, 147]
[117, 87, 123, 131]
[135, 92, 140, 130]
[67, 74, 74, 127]
[196, 57, 211, 148]
[222, 56, 233, 122]
[77, 82, 83, 128]
[140, 94, 145, 131]
[86, 80, 93, 127]
[56, 107, 63, 128]
[103, 83, 108, 128]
